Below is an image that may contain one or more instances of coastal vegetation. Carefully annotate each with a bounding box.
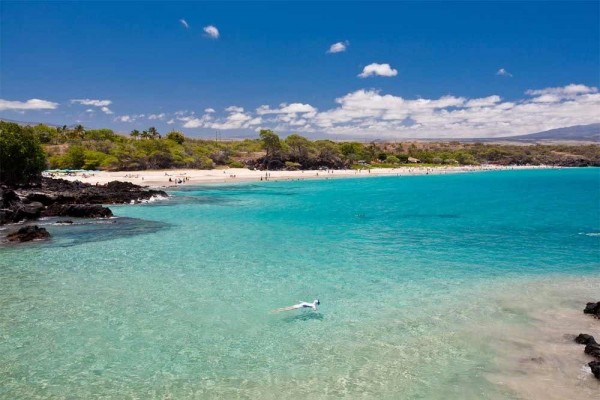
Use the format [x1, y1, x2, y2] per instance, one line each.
[2, 121, 599, 180]
[0, 121, 46, 186]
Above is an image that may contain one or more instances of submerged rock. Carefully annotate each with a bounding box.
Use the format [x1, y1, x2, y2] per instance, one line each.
[56, 220, 73, 224]
[589, 361, 600, 380]
[583, 302, 600, 318]
[585, 343, 600, 359]
[575, 334, 597, 345]
[42, 204, 113, 219]
[6, 225, 50, 242]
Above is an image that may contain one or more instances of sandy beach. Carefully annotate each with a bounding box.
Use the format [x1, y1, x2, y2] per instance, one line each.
[43, 165, 556, 188]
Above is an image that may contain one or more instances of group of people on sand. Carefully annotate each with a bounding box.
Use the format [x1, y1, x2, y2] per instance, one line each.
[168, 176, 190, 184]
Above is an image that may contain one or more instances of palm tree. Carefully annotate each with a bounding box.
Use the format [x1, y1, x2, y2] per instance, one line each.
[140, 130, 150, 140]
[130, 129, 140, 140]
[74, 124, 85, 140]
[148, 126, 159, 139]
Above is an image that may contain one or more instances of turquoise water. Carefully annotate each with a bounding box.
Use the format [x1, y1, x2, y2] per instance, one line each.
[1, 169, 599, 399]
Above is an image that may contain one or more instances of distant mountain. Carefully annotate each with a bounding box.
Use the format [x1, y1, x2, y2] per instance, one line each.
[0, 117, 65, 128]
[495, 123, 600, 142]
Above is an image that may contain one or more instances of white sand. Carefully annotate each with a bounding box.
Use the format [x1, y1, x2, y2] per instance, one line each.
[43, 165, 556, 188]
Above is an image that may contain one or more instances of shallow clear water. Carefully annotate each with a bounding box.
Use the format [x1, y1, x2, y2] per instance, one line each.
[1, 169, 599, 399]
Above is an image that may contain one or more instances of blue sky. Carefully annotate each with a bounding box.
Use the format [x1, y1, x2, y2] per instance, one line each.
[1, 1, 599, 138]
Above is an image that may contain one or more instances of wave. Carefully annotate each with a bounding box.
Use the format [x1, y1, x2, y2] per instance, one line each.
[578, 232, 600, 237]
[130, 194, 170, 204]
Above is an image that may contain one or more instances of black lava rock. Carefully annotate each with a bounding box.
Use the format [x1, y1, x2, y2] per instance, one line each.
[6, 225, 50, 242]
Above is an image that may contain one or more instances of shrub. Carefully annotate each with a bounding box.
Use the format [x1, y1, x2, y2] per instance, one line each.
[228, 160, 245, 168]
[0, 122, 46, 186]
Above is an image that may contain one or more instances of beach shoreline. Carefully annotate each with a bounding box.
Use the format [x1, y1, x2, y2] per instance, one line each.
[43, 165, 560, 188]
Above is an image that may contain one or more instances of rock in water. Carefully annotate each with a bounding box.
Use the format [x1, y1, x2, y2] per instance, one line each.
[42, 204, 113, 218]
[585, 343, 600, 359]
[584, 302, 600, 318]
[6, 225, 50, 242]
[590, 361, 600, 380]
[575, 334, 598, 345]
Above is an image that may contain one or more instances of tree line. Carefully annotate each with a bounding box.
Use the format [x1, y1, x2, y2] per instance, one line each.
[1, 120, 599, 186]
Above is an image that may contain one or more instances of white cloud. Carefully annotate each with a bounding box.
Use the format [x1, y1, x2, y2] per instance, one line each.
[85, 108, 94, 113]
[204, 108, 216, 113]
[0, 98, 59, 111]
[178, 114, 213, 128]
[465, 95, 502, 108]
[71, 98, 113, 114]
[526, 84, 597, 97]
[496, 68, 513, 77]
[148, 113, 166, 120]
[116, 114, 144, 123]
[198, 83, 599, 138]
[203, 25, 219, 39]
[358, 63, 398, 78]
[71, 99, 112, 107]
[179, 19, 189, 29]
[327, 41, 349, 54]
[225, 106, 244, 113]
[167, 119, 175, 124]
[256, 103, 317, 115]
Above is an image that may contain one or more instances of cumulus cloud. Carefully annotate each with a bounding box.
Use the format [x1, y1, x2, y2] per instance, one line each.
[358, 63, 398, 78]
[225, 106, 244, 113]
[116, 114, 144, 123]
[148, 113, 166, 120]
[179, 19, 189, 29]
[525, 84, 597, 97]
[204, 108, 216, 113]
[71, 99, 112, 107]
[327, 41, 349, 54]
[71, 99, 113, 114]
[176, 84, 599, 138]
[203, 25, 219, 39]
[496, 68, 513, 77]
[465, 95, 502, 108]
[256, 103, 317, 115]
[0, 98, 59, 111]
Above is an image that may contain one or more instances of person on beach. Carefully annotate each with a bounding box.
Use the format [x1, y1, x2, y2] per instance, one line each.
[272, 299, 320, 313]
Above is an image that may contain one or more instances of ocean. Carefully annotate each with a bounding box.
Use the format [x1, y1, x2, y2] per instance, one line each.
[1, 168, 599, 399]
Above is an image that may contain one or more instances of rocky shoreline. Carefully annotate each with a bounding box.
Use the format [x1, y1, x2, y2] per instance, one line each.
[1, 178, 167, 242]
[575, 301, 600, 380]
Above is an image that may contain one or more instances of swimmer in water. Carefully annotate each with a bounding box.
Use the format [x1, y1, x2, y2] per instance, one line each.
[272, 299, 320, 313]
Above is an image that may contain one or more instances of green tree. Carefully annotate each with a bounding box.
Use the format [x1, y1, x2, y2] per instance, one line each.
[32, 124, 57, 144]
[84, 128, 115, 141]
[385, 155, 400, 164]
[259, 129, 282, 157]
[64, 145, 86, 169]
[285, 134, 312, 163]
[148, 126, 160, 139]
[130, 129, 140, 140]
[0, 122, 46, 186]
[74, 124, 85, 139]
[166, 130, 185, 145]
